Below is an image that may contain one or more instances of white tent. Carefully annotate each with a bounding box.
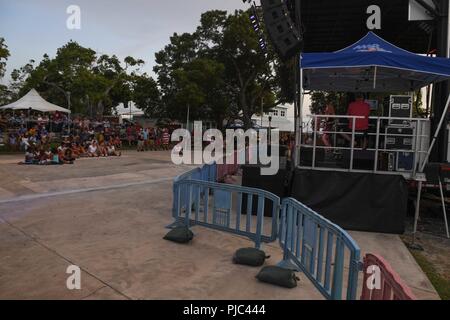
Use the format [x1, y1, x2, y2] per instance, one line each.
[0, 89, 71, 114]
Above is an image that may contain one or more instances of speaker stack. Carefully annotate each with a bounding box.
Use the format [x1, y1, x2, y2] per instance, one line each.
[384, 95, 415, 172]
[261, 0, 303, 60]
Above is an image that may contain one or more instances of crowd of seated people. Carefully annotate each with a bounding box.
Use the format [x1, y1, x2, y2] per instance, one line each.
[20, 137, 123, 165]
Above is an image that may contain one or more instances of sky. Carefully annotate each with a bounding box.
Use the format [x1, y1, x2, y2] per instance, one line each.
[0, 0, 248, 84]
[0, 0, 308, 118]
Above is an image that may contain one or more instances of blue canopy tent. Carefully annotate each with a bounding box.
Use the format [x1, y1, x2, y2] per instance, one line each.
[297, 32, 450, 239]
[301, 32, 450, 92]
[297, 31, 450, 172]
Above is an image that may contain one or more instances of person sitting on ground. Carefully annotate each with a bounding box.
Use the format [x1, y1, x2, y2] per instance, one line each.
[113, 135, 122, 149]
[38, 146, 49, 165]
[98, 141, 108, 157]
[44, 146, 52, 162]
[71, 142, 85, 158]
[50, 147, 62, 165]
[106, 142, 121, 157]
[63, 148, 76, 164]
[88, 140, 99, 157]
[23, 146, 36, 164]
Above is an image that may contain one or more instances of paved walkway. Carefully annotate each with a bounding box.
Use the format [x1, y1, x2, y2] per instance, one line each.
[0, 152, 439, 299]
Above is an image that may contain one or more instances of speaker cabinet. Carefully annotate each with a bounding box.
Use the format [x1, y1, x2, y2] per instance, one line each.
[261, 0, 303, 60]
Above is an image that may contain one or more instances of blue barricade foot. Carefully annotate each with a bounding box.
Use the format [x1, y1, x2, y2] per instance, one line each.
[277, 260, 301, 272]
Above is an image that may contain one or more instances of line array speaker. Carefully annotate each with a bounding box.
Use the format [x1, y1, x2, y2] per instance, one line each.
[261, 0, 303, 60]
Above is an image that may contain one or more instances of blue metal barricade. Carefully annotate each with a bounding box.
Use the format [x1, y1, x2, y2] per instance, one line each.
[173, 179, 280, 249]
[277, 198, 361, 300]
[169, 163, 362, 300]
[172, 166, 202, 222]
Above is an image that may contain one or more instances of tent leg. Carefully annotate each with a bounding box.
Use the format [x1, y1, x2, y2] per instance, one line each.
[411, 181, 423, 249]
[438, 178, 450, 239]
[420, 93, 450, 172]
[294, 61, 303, 168]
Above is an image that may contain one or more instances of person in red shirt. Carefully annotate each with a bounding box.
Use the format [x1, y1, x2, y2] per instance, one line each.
[345, 93, 371, 149]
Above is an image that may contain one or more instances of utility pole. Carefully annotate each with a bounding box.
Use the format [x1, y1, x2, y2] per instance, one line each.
[430, 0, 449, 162]
[186, 104, 190, 131]
[261, 96, 264, 126]
[292, 0, 303, 168]
[67, 91, 71, 134]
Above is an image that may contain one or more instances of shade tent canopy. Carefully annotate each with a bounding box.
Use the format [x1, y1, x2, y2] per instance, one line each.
[301, 32, 450, 92]
[0, 89, 71, 114]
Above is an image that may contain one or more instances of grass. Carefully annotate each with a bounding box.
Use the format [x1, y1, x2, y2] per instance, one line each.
[408, 249, 450, 300]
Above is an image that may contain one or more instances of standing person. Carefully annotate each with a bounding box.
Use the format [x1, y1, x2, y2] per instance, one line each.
[344, 93, 371, 149]
[322, 103, 336, 151]
[21, 134, 30, 152]
[126, 125, 133, 147]
[162, 129, 170, 150]
[143, 127, 149, 151]
[148, 127, 154, 151]
[137, 130, 145, 152]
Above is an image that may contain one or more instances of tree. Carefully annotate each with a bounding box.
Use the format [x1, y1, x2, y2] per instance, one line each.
[0, 37, 10, 79]
[132, 73, 161, 118]
[154, 32, 199, 120]
[0, 38, 11, 105]
[6, 41, 154, 117]
[154, 10, 282, 129]
[310, 91, 352, 115]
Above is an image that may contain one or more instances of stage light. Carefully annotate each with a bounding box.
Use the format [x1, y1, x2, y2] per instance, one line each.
[245, 1, 268, 54]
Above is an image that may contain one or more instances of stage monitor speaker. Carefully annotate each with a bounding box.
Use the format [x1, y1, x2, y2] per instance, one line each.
[389, 95, 413, 126]
[385, 126, 414, 151]
[261, 0, 303, 60]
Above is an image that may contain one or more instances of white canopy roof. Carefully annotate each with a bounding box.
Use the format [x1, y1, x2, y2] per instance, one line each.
[0, 89, 71, 114]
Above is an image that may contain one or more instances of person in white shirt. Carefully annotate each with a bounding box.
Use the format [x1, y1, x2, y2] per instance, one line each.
[88, 141, 99, 157]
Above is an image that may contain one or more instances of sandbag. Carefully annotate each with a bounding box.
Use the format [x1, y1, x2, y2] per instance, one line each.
[163, 226, 194, 244]
[256, 266, 299, 288]
[233, 248, 270, 267]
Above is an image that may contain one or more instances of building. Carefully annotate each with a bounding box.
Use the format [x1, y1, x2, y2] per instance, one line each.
[252, 104, 295, 132]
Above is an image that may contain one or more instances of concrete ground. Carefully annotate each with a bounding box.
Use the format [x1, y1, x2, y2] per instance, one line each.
[0, 151, 439, 300]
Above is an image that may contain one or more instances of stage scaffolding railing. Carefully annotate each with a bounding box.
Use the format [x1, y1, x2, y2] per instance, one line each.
[298, 115, 431, 180]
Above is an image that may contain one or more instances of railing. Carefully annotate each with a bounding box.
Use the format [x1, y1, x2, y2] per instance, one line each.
[173, 179, 280, 249]
[171, 163, 217, 223]
[361, 253, 416, 300]
[277, 198, 361, 300]
[300, 115, 430, 179]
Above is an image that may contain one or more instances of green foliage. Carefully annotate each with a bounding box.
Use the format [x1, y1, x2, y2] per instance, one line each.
[310, 91, 350, 115]
[4, 41, 159, 117]
[132, 74, 161, 118]
[0, 37, 10, 79]
[154, 9, 288, 129]
[408, 249, 450, 300]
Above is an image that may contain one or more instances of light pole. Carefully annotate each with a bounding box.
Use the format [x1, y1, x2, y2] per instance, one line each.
[268, 116, 272, 145]
[260, 97, 264, 126]
[186, 104, 190, 131]
[67, 91, 71, 134]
